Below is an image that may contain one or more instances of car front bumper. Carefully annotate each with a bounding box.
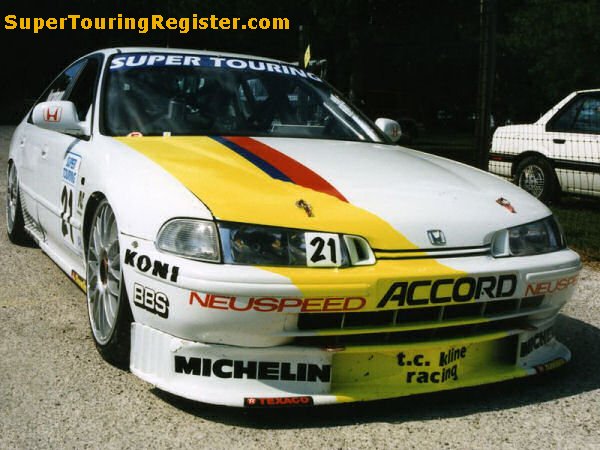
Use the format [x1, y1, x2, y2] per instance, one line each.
[121, 234, 580, 406]
[130, 318, 568, 407]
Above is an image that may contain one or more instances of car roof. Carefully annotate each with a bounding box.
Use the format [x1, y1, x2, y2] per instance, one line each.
[574, 88, 600, 94]
[83, 47, 287, 64]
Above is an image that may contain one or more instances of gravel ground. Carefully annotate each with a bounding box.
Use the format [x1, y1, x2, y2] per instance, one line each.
[1, 125, 599, 449]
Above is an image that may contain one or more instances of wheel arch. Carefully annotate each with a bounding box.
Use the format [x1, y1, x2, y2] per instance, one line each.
[7, 158, 16, 174]
[511, 152, 563, 193]
[511, 151, 552, 177]
[82, 191, 106, 253]
[512, 151, 563, 200]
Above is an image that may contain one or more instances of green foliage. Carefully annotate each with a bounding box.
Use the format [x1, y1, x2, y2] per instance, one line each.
[505, 0, 600, 109]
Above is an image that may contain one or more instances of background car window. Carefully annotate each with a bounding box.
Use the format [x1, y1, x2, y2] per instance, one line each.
[572, 97, 600, 133]
[550, 96, 586, 132]
[66, 58, 100, 121]
[38, 60, 86, 103]
[550, 95, 600, 134]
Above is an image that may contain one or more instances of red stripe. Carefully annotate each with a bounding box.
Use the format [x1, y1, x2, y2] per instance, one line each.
[225, 136, 348, 202]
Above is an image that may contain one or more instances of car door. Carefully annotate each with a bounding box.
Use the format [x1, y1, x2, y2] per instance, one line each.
[545, 93, 600, 195]
[18, 60, 87, 228]
[31, 56, 101, 257]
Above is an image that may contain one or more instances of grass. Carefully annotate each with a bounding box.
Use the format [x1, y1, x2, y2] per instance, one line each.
[551, 198, 600, 261]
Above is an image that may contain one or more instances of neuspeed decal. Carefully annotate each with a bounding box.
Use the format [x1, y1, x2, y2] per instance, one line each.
[212, 136, 348, 202]
[189, 292, 367, 312]
[174, 356, 331, 382]
[525, 275, 578, 296]
[244, 396, 314, 407]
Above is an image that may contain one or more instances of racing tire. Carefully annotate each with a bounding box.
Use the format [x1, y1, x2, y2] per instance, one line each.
[6, 164, 34, 246]
[86, 199, 132, 369]
[514, 156, 558, 203]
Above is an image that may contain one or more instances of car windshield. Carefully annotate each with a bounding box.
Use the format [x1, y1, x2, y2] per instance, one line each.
[102, 53, 384, 143]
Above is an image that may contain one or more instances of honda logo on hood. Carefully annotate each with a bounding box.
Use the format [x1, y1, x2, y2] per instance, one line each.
[427, 230, 446, 246]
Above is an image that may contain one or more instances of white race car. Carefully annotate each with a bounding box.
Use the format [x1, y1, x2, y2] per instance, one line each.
[7, 48, 581, 407]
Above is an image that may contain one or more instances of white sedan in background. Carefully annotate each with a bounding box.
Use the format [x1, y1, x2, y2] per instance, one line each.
[7, 47, 581, 407]
[490, 89, 600, 202]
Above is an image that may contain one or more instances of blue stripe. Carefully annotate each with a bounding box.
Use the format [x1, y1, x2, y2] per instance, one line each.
[210, 136, 291, 182]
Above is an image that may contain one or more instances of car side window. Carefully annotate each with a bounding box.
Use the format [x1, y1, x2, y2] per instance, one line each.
[549, 95, 600, 134]
[550, 96, 585, 132]
[38, 60, 86, 103]
[65, 58, 101, 121]
[572, 97, 600, 134]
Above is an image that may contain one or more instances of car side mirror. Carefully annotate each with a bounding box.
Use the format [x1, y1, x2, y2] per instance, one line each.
[375, 118, 402, 143]
[32, 101, 88, 137]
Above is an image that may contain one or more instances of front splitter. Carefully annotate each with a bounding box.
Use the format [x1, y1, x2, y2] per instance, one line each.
[130, 321, 569, 407]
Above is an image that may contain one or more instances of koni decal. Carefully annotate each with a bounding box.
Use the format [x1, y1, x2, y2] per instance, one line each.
[378, 274, 518, 308]
[189, 292, 367, 313]
[174, 356, 331, 382]
[124, 249, 179, 282]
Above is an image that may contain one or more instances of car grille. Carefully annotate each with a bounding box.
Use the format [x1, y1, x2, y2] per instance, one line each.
[373, 245, 491, 260]
[293, 295, 547, 346]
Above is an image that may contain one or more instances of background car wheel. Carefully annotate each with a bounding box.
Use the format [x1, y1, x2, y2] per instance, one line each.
[6, 164, 34, 245]
[86, 199, 132, 369]
[514, 156, 558, 203]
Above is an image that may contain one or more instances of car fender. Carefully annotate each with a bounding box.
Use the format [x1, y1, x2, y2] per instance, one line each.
[78, 134, 213, 242]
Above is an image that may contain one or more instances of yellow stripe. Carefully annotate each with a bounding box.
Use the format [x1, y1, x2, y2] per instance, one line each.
[116, 136, 466, 299]
[116, 136, 419, 249]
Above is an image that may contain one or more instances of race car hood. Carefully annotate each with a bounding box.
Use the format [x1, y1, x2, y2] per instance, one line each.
[115, 135, 550, 250]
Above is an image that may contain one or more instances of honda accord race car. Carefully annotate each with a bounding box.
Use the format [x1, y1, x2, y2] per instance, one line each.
[7, 48, 581, 407]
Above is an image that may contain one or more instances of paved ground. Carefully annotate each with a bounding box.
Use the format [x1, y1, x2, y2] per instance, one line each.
[1, 125, 599, 449]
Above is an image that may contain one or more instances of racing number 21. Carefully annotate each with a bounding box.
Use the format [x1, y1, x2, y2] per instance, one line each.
[61, 185, 74, 243]
[305, 232, 342, 267]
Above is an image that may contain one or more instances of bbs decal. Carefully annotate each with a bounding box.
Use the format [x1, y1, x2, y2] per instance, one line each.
[133, 283, 169, 318]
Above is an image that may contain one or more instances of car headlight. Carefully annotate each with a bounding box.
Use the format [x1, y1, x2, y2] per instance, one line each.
[491, 216, 566, 257]
[218, 222, 363, 267]
[156, 219, 220, 262]
[219, 222, 313, 266]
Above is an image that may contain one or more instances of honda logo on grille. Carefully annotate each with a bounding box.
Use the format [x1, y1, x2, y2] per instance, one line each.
[427, 230, 446, 246]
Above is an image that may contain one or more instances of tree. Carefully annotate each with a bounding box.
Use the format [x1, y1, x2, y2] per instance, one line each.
[504, 0, 600, 115]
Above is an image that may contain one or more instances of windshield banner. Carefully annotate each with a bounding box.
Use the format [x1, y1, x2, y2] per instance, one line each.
[109, 53, 322, 81]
